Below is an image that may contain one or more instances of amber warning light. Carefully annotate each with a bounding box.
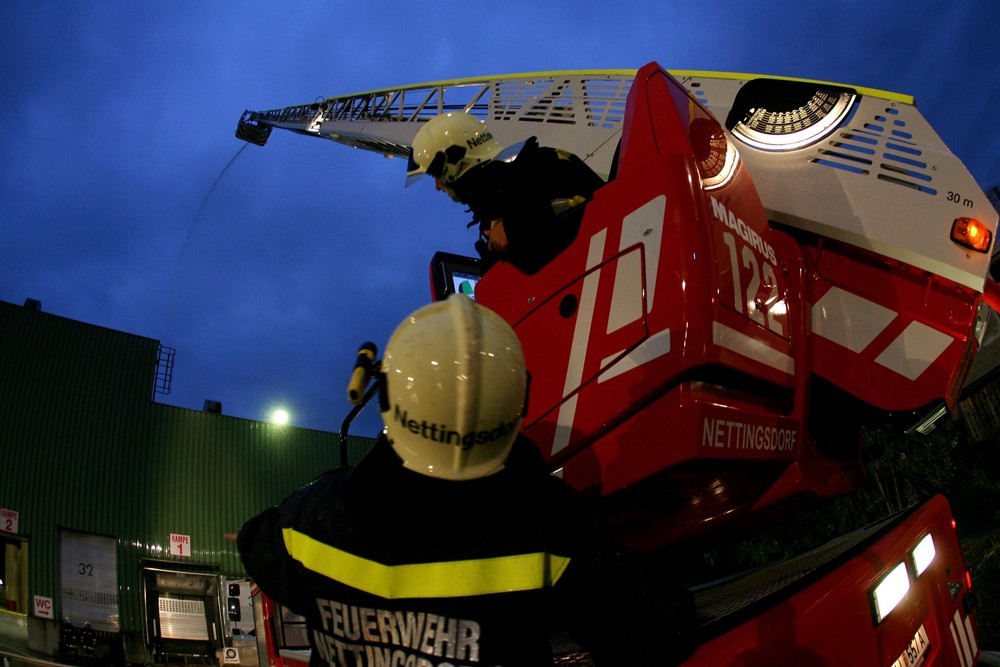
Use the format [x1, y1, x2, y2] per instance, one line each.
[951, 217, 992, 253]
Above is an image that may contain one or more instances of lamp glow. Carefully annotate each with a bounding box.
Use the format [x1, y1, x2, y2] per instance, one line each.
[270, 409, 290, 426]
[951, 217, 992, 253]
[872, 562, 910, 624]
[911, 533, 936, 577]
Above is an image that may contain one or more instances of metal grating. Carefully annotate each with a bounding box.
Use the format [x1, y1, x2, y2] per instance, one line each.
[811, 104, 937, 195]
[689, 81, 711, 110]
[159, 598, 206, 615]
[62, 589, 120, 606]
[692, 508, 905, 628]
[158, 597, 209, 641]
[488, 77, 631, 128]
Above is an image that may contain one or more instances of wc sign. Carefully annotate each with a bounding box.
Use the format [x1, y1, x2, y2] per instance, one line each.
[34, 596, 53, 619]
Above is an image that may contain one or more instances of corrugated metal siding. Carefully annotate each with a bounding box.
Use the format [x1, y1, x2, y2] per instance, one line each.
[0, 301, 375, 635]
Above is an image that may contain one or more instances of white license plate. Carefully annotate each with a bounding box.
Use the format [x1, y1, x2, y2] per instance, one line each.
[892, 624, 930, 667]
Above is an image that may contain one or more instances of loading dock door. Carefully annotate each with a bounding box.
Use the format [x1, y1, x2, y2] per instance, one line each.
[59, 529, 120, 632]
[1, 533, 28, 613]
[142, 561, 222, 664]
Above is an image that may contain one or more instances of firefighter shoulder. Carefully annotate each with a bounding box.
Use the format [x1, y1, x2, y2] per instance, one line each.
[408, 112, 605, 274]
[238, 295, 696, 666]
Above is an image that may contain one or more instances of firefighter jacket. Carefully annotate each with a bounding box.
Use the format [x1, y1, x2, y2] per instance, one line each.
[451, 137, 606, 275]
[238, 435, 695, 667]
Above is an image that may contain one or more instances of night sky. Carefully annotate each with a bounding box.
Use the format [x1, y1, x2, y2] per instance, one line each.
[3, 2, 998, 438]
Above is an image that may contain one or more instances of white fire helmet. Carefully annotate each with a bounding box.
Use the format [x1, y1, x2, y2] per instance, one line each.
[380, 294, 527, 481]
[406, 112, 502, 185]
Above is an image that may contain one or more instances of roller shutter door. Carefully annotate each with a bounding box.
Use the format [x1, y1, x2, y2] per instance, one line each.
[59, 529, 119, 632]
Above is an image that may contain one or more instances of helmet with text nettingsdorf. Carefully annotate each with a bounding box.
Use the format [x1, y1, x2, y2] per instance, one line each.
[380, 294, 526, 481]
[407, 112, 502, 185]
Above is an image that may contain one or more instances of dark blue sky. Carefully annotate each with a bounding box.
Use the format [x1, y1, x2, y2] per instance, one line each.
[3, 2, 998, 437]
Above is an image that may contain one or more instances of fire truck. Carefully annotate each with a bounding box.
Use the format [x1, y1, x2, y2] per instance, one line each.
[236, 62, 997, 665]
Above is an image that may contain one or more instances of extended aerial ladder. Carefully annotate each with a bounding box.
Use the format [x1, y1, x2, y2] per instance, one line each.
[237, 68, 997, 294]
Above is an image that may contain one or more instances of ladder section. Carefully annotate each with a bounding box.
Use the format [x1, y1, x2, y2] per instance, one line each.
[237, 71, 636, 177]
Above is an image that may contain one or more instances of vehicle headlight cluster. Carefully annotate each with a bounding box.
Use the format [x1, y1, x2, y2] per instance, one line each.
[870, 533, 936, 625]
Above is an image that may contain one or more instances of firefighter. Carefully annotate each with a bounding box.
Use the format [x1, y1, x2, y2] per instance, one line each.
[407, 112, 605, 274]
[237, 295, 696, 667]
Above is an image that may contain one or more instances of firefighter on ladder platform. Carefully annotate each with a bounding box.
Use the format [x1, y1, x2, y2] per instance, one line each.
[238, 294, 696, 666]
[407, 112, 605, 275]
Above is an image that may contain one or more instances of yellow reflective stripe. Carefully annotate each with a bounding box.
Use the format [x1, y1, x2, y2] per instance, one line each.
[318, 69, 913, 108]
[281, 528, 571, 599]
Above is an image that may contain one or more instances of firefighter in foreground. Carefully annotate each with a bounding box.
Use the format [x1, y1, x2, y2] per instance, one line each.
[408, 112, 605, 274]
[238, 295, 696, 666]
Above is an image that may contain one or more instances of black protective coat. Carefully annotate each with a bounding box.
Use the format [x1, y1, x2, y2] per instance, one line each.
[238, 436, 695, 666]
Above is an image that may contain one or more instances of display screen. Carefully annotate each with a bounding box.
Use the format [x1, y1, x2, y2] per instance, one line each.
[431, 251, 483, 302]
[451, 270, 479, 300]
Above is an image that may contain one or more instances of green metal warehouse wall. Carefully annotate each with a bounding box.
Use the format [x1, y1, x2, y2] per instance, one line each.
[0, 300, 374, 634]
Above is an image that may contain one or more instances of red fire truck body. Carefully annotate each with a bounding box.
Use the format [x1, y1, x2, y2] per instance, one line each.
[250, 495, 979, 666]
[470, 64, 993, 551]
[686, 495, 978, 667]
[236, 61, 996, 664]
[250, 586, 309, 667]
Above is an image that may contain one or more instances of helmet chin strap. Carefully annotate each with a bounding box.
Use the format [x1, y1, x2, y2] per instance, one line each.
[450, 295, 482, 444]
[376, 365, 389, 413]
